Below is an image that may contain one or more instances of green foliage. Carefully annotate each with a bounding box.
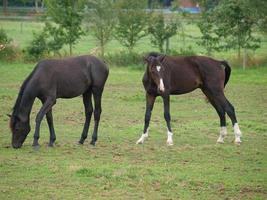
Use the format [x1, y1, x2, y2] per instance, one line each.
[198, 0, 261, 59]
[43, 22, 65, 56]
[84, 0, 116, 57]
[242, 0, 267, 34]
[104, 51, 143, 67]
[0, 28, 11, 46]
[114, 0, 149, 52]
[45, 0, 84, 55]
[24, 31, 49, 61]
[148, 13, 178, 53]
[24, 22, 66, 61]
[169, 46, 196, 56]
[197, 0, 220, 11]
[0, 28, 20, 61]
[197, 11, 220, 55]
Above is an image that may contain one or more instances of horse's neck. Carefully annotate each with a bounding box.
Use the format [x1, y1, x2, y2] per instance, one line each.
[17, 91, 36, 122]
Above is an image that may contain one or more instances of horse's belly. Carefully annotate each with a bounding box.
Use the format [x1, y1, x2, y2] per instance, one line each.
[170, 74, 202, 95]
[170, 87, 197, 95]
[56, 80, 89, 98]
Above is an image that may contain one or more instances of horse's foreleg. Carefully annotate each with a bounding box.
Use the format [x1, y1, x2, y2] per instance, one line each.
[163, 95, 173, 146]
[33, 98, 55, 147]
[79, 92, 93, 144]
[90, 89, 103, 146]
[46, 109, 56, 147]
[136, 93, 156, 144]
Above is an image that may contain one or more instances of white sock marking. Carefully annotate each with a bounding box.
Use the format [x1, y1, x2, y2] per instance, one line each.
[234, 123, 242, 144]
[217, 126, 227, 143]
[136, 129, 149, 144]
[167, 130, 173, 146]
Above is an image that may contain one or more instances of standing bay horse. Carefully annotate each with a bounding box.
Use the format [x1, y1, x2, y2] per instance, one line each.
[136, 52, 242, 146]
[10, 55, 109, 148]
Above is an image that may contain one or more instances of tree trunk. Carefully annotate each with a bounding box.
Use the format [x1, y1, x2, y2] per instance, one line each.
[69, 43, 72, 55]
[242, 48, 247, 70]
[3, 0, 8, 15]
[35, 0, 39, 13]
[100, 31, 105, 57]
[165, 38, 170, 54]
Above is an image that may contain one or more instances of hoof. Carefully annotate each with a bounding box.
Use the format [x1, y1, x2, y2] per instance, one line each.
[33, 145, 40, 151]
[48, 143, 54, 147]
[217, 137, 224, 144]
[136, 139, 144, 145]
[136, 133, 148, 144]
[32, 142, 40, 147]
[167, 141, 173, 146]
[90, 140, 96, 146]
[234, 138, 241, 145]
[78, 140, 84, 145]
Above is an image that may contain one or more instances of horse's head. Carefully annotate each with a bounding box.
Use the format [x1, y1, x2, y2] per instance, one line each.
[145, 54, 166, 94]
[10, 115, 31, 149]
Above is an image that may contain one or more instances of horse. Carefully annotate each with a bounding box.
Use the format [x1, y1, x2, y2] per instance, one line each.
[136, 52, 242, 146]
[9, 55, 109, 149]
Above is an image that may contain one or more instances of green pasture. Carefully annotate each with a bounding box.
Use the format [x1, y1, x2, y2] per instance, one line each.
[0, 61, 266, 199]
[0, 20, 267, 199]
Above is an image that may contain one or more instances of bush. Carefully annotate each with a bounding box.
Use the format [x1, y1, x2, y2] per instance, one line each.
[169, 46, 196, 56]
[24, 31, 49, 62]
[0, 28, 21, 61]
[104, 51, 144, 67]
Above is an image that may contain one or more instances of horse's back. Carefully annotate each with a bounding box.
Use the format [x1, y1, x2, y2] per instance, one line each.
[29, 55, 109, 98]
[165, 55, 225, 93]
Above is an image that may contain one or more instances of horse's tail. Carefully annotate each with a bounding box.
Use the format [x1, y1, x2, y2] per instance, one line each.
[221, 60, 231, 87]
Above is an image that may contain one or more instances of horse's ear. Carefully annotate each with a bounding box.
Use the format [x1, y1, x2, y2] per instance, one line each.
[143, 56, 152, 64]
[157, 55, 166, 62]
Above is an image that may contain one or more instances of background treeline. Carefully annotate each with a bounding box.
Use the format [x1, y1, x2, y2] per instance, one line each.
[0, 0, 266, 68]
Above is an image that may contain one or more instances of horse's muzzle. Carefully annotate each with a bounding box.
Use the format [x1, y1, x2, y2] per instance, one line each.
[12, 143, 22, 149]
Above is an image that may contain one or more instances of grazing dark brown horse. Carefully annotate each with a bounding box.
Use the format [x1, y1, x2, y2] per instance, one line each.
[10, 55, 109, 148]
[136, 52, 242, 145]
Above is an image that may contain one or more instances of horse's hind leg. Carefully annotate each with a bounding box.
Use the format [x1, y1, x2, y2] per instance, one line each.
[46, 109, 56, 147]
[202, 89, 227, 143]
[90, 87, 103, 146]
[203, 88, 242, 144]
[224, 99, 242, 144]
[79, 91, 93, 144]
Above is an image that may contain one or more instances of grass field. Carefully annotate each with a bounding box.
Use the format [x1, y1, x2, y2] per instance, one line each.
[0, 61, 266, 199]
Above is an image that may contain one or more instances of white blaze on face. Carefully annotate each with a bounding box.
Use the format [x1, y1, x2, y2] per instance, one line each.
[156, 65, 161, 72]
[159, 78, 165, 92]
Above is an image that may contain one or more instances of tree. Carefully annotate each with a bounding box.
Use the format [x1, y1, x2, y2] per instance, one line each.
[197, 11, 220, 55]
[84, 0, 116, 57]
[198, 0, 261, 68]
[148, 13, 178, 53]
[114, 0, 149, 52]
[242, 0, 267, 34]
[45, 0, 84, 55]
